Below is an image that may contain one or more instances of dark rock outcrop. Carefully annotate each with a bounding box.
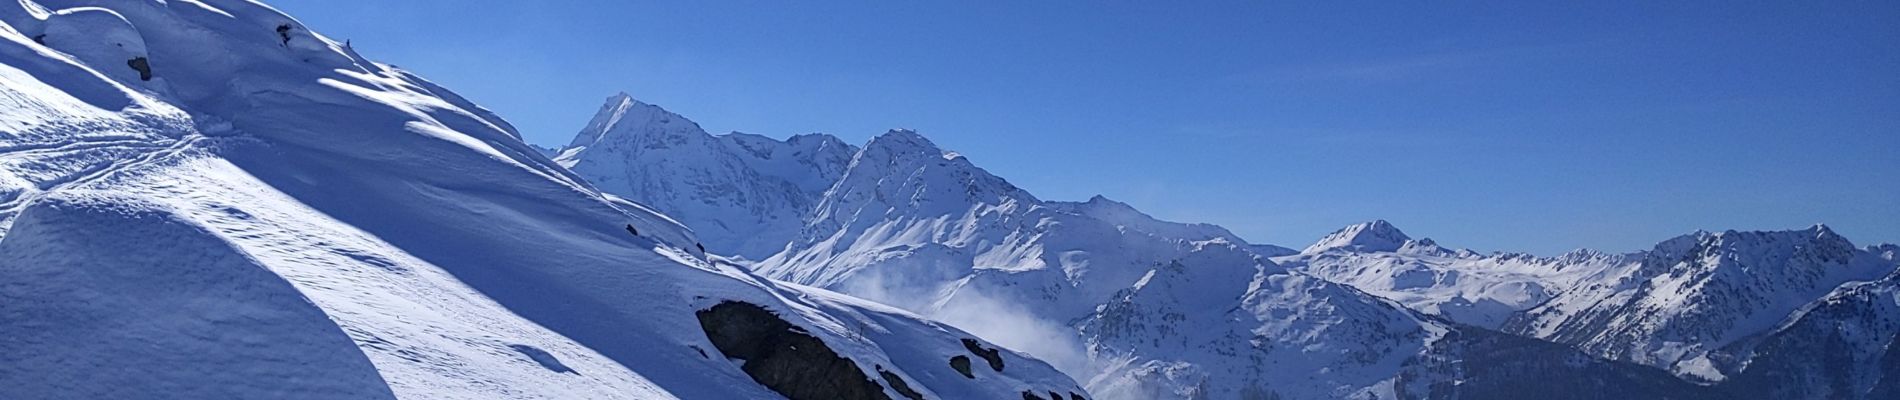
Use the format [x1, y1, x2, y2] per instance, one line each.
[876, 365, 926, 400]
[948, 355, 974, 379]
[697, 301, 893, 400]
[960, 338, 1004, 372]
[126, 57, 151, 81]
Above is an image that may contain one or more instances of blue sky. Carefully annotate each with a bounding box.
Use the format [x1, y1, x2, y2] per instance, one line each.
[269, 1, 1898, 254]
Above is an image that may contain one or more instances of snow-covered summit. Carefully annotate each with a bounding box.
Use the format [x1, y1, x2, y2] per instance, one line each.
[1304, 219, 1414, 254]
[564, 92, 704, 150]
[554, 94, 856, 259]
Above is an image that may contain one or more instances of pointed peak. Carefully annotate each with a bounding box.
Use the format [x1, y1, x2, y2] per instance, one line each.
[606, 91, 634, 105]
[1810, 223, 1839, 238]
[862, 129, 944, 155]
[1067, 195, 1140, 215]
[1303, 220, 1413, 254]
[1084, 194, 1123, 206]
[565, 92, 706, 149]
[1806, 223, 1857, 251]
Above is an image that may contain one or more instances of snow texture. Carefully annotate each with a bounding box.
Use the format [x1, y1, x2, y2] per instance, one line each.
[0, 1, 1082, 399]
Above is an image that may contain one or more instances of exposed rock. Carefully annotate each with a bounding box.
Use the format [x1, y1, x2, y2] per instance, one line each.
[126, 57, 150, 81]
[948, 355, 974, 379]
[960, 338, 1003, 372]
[697, 301, 892, 400]
[876, 365, 925, 400]
[1022, 391, 1046, 400]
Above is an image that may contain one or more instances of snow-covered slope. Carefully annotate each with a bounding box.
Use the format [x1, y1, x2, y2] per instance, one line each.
[0, 1, 1082, 399]
[1507, 225, 1896, 383]
[755, 129, 1238, 339]
[1715, 265, 1900, 399]
[1280, 221, 1643, 328]
[554, 95, 855, 260]
[1303, 220, 1414, 254]
[725, 131, 1719, 399]
[1283, 221, 1900, 398]
[1078, 254, 1441, 400]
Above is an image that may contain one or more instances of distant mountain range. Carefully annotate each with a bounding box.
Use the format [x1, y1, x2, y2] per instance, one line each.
[553, 94, 1900, 400]
[5, 0, 1891, 398]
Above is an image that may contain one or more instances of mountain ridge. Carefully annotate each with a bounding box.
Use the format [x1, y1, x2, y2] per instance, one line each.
[554, 93, 1898, 400]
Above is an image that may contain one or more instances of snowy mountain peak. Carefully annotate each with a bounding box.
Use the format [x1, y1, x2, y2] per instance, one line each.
[1079, 194, 1135, 212]
[565, 93, 706, 150]
[1809, 223, 1847, 244]
[1649, 225, 1862, 268]
[1303, 219, 1412, 254]
[861, 128, 944, 156]
[553, 93, 859, 259]
[606, 90, 635, 104]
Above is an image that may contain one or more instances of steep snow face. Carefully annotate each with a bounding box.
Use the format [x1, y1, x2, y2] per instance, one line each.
[0, 1, 1083, 399]
[1508, 225, 1897, 382]
[555, 94, 856, 260]
[1303, 220, 1412, 254]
